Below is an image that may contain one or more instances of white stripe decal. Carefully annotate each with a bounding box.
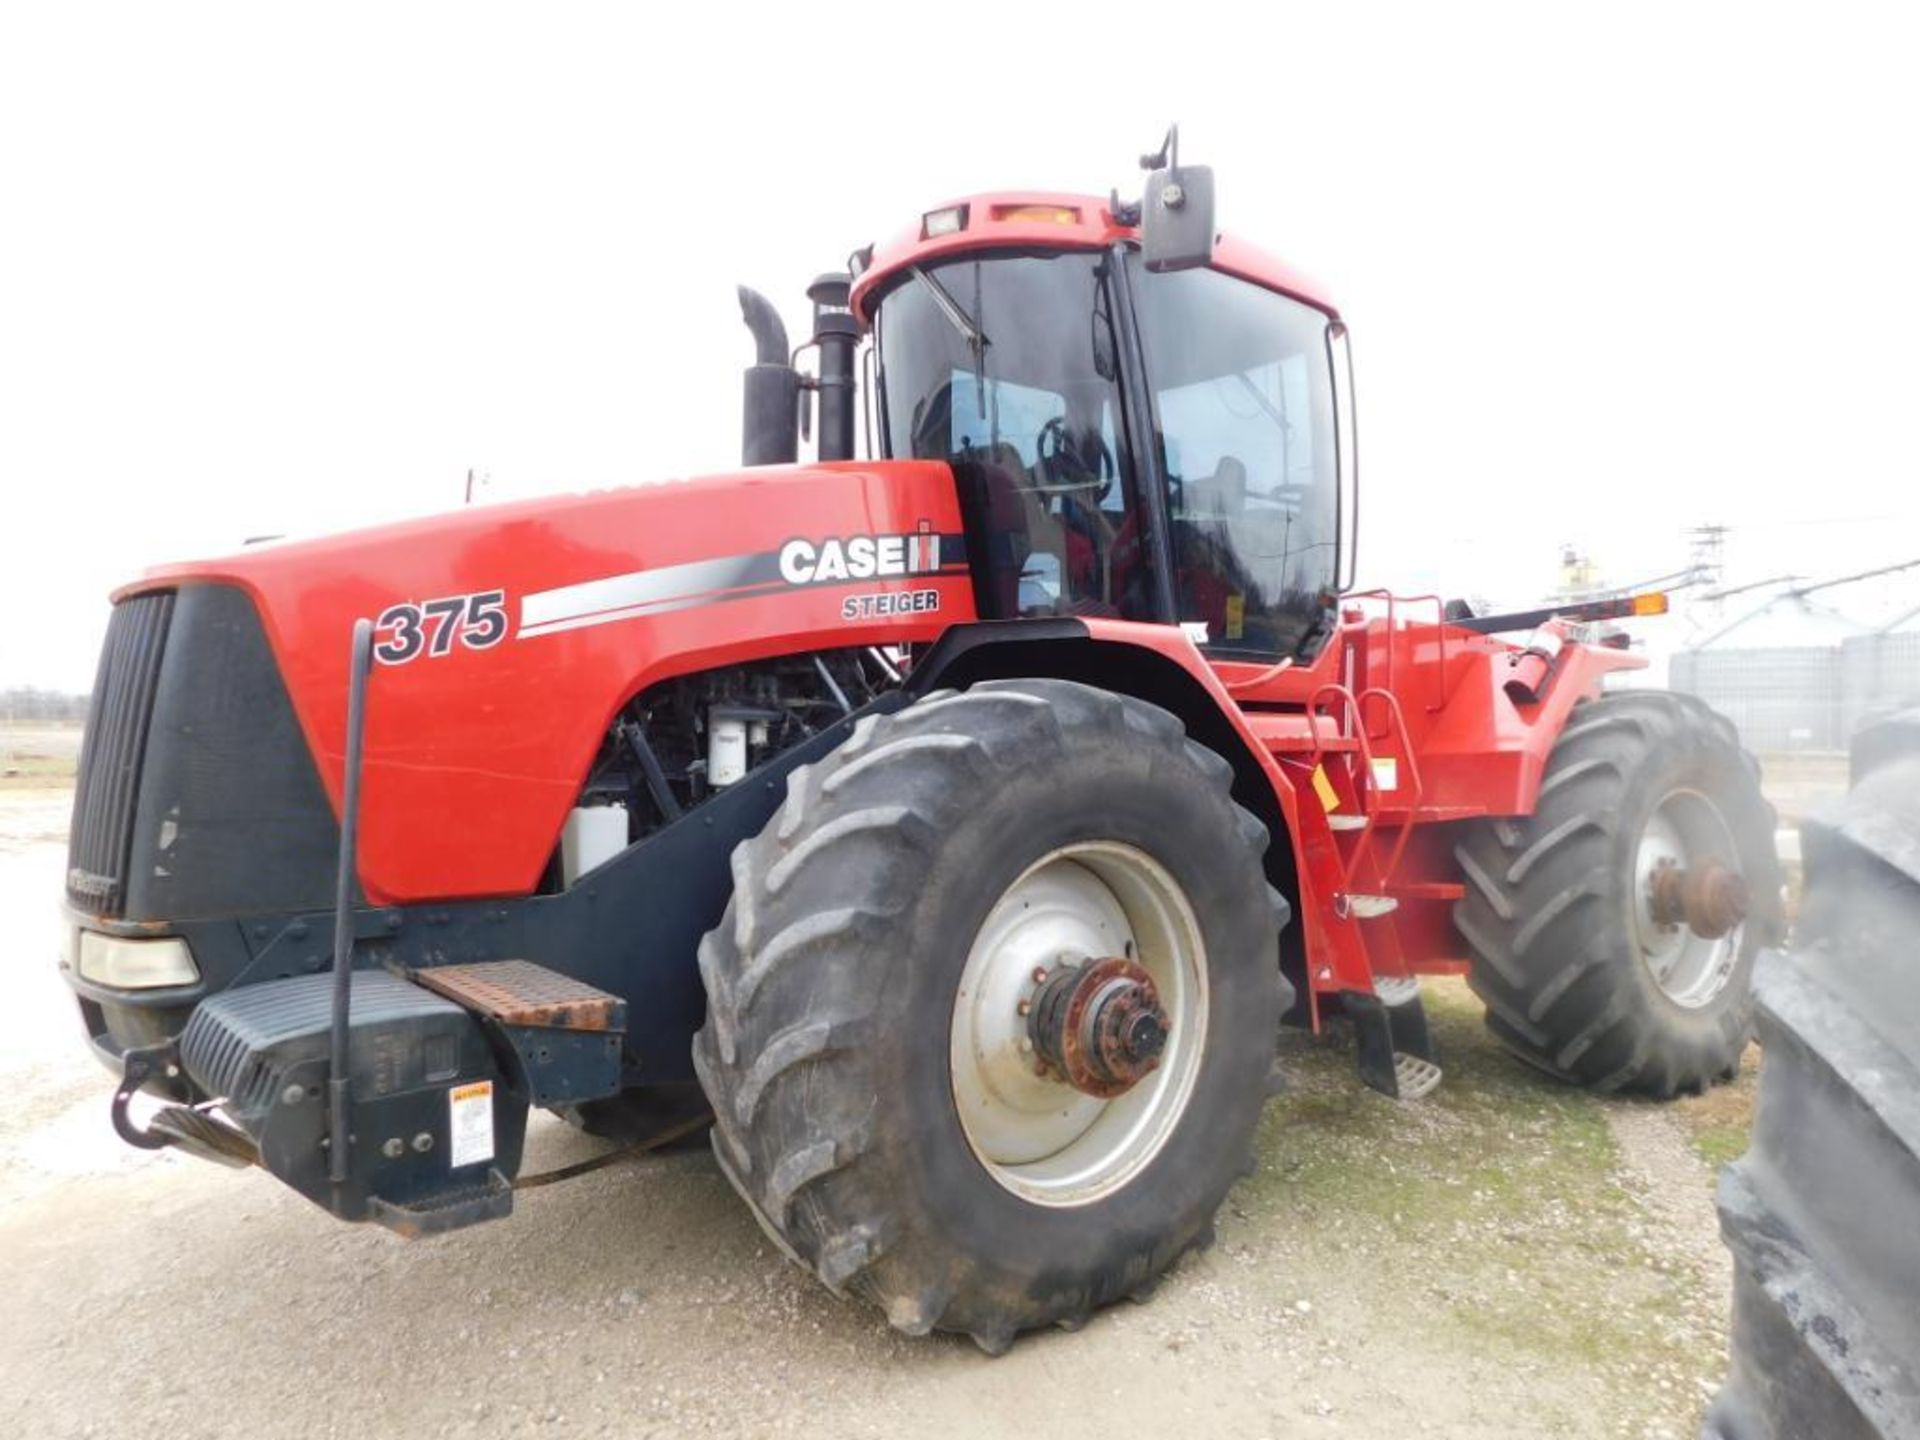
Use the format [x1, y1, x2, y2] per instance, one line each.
[518, 553, 770, 638]
[518, 581, 792, 639]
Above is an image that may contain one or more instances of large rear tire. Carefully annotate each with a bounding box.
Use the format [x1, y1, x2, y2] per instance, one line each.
[1452, 691, 1782, 1095]
[691, 679, 1290, 1351]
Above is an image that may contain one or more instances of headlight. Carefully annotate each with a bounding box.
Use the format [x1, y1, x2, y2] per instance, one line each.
[77, 932, 199, 989]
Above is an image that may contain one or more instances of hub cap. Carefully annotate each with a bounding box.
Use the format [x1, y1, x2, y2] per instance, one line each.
[949, 843, 1208, 1207]
[1633, 789, 1749, 1008]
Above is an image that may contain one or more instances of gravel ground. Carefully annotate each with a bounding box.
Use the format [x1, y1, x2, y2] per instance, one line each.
[2, 786, 1742, 1439]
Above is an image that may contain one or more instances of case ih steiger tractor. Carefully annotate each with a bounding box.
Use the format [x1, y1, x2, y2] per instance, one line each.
[61, 135, 1778, 1352]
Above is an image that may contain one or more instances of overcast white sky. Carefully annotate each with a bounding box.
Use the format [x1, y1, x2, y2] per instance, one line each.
[3, 2, 1915, 690]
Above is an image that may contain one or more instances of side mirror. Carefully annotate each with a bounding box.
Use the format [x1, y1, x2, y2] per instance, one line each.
[1138, 127, 1215, 272]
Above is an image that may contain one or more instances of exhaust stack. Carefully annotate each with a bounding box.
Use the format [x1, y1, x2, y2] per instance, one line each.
[738, 286, 798, 466]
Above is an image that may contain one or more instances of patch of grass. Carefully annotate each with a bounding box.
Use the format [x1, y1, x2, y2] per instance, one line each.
[1669, 1042, 1759, 1173]
[0, 753, 77, 788]
[1241, 978, 1707, 1431]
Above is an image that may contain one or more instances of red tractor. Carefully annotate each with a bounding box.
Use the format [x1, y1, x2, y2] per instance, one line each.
[62, 135, 1779, 1352]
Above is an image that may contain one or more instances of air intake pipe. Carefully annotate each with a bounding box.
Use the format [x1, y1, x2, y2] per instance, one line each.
[807, 273, 857, 463]
[738, 286, 798, 466]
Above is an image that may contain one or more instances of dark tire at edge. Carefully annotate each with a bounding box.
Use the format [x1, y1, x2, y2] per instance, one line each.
[1704, 712, 1920, 1438]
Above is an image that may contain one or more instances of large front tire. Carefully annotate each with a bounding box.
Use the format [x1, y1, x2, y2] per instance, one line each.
[1453, 691, 1782, 1095]
[691, 679, 1290, 1351]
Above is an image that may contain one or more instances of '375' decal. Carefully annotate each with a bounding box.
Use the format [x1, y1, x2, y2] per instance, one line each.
[374, 590, 509, 664]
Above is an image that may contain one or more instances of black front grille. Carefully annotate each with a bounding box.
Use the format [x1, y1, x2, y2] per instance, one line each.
[68, 592, 175, 915]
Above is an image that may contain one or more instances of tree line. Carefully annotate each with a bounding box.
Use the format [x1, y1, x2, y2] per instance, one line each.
[0, 688, 90, 723]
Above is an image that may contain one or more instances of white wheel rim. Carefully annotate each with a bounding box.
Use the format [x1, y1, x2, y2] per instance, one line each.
[1633, 788, 1745, 1008]
[948, 842, 1208, 1208]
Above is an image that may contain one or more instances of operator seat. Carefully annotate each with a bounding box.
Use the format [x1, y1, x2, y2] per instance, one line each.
[1182, 455, 1248, 518]
[1174, 455, 1249, 640]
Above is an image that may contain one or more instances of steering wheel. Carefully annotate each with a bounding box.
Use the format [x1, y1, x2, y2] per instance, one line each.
[1035, 416, 1115, 502]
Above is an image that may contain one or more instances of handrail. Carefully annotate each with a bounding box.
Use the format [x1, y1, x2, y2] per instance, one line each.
[1304, 680, 1429, 901]
[1356, 686, 1426, 888]
[328, 617, 374, 1190]
[1339, 590, 1454, 713]
[1305, 682, 1383, 891]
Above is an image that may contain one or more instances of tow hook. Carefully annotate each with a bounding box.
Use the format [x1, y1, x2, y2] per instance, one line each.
[110, 1042, 258, 1168]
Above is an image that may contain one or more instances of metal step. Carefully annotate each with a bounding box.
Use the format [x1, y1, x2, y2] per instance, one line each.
[1345, 894, 1400, 919]
[1393, 1052, 1444, 1100]
[413, 960, 624, 1032]
[411, 960, 626, 1106]
[1327, 814, 1370, 832]
[365, 1166, 514, 1240]
[1373, 975, 1422, 1008]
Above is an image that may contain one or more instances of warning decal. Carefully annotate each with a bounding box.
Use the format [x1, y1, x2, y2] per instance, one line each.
[1311, 764, 1341, 813]
[448, 1080, 495, 1169]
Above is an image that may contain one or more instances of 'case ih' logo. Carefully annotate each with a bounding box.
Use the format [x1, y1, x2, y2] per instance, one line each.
[779, 521, 943, 586]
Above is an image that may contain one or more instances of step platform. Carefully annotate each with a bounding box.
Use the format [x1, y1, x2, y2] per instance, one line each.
[1346, 984, 1443, 1101]
[1392, 1052, 1444, 1100]
[412, 959, 624, 1032]
[413, 960, 628, 1106]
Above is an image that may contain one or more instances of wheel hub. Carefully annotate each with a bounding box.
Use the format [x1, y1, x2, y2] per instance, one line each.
[1646, 857, 1750, 940]
[1028, 957, 1169, 1098]
[1633, 790, 1750, 1008]
[948, 843, 1208, 1207]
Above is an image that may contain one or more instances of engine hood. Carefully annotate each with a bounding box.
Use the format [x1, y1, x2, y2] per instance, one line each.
[118, 460, 972, 903]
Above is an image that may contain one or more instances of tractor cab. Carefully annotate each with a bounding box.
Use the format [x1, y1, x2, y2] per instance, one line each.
[746, 142, 1358, 666]
[866, 239, 1353, 664]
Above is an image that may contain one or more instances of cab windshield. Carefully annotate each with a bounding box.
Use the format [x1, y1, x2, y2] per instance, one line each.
[874, 249, 1340, 658]
[875, 251, 1145, 620]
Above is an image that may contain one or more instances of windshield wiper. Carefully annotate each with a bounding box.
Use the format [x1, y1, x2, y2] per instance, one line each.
[1233, 370, 1292, 436]
[912, 264, 992, 419]
[911, 264, 990, 351]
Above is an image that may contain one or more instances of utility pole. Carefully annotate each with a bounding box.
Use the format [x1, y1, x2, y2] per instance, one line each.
[1686, 524, 1728, 613]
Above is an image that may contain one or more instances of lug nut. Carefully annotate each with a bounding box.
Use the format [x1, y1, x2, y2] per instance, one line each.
[1016, 999, 1031, 1017]
[412, 1132, 434, 1153]
[381, 1137, 405, 1159]
[1032, 967, 1049, 984]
